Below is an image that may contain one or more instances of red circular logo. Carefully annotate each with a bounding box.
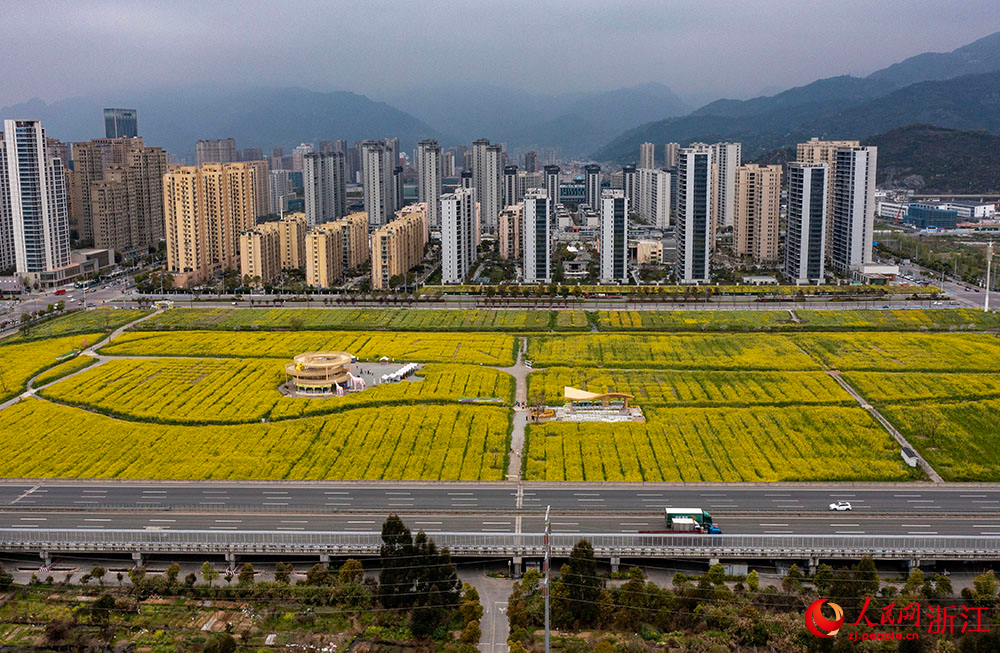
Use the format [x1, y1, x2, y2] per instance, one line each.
[805, 599, 844, 638]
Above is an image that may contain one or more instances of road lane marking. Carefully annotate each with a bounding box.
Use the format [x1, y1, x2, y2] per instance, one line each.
[214, 520, 242, 523]
[263, 502, 288, 506]
[835, 530, 865, 534]
[348, 520, 375, 524]
[765, 530, 793, 534]
[902, 524, 931, 527]
[760, 523, 789, 527]
[415, 521, 443, 525]
[908, 531, 938, 535]
[148, 519, 175, 523]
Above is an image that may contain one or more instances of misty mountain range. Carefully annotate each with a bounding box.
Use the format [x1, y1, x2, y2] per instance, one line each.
[1, 31, 998, 163]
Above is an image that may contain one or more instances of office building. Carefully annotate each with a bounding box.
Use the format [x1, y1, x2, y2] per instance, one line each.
[663, 142, 680, 169]
[797, 137, 860, 256]
[361, 140, 395, 229]
[441, 187, 476, 283]
[0, 120, 71, 277]
[239, 226, 281, 287]
[639, 142, 655, 169]
[303, 151, 347, 226]
[371, 204, 428, 290]
[305, 222, 343, 289]
[104, 108, 138, 138]
[733, 164, 782, 263]
[637, 167, 671, 229]
[163, 162, 258, 286]
[600, 189, 628, 282]
[830, 146, 877, 274]
[785, 163, 828, 283]
[621, 165, 637, 214]
[524, 151, 538, 173]
[711, 142, 741, 230]
[498, 203, 523, 260]
[417, 140, 442, 228]
[584, 164, 601, 211]
[675, 146, 712, 283]
[503, 165, 519, 206]
[544, 165, 560, 218]
[196, 138, 238, 166]
[522, 189, 550, 283]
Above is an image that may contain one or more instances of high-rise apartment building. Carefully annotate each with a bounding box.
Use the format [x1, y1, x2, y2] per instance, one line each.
[305, 222, 344, 289]
[163, 162, 258, 286]
[639, 142, 655, 169]
[621, 165, 637, 214]
[271, 213, 307, 271]
[522, 189, 550, 283]
[268, 170, 294, 215]
[600, 189, 628, 282]
[196, 138, 238, 166]
[474, 143, 502, 232]
[442, 152, 456, 178]
[393, 165, 405, 213]
[785, 163, 828, 283]
[441, 187, 476, 284]
[711, 142, 741, 230]
[104, 108, 138, 138]
[663, 142, 680, 169]
[244, 159, 270, 219]
[417, 140, 442, 228]
[733, 164, 782, 263]
[517, 171, 543, 201]
[240, 147, 263, 163]
[239, 226, 281, 287]
[303, 151, 346, 227]
[675, 146, 712, 283]
[371, 204, 428, 290]
[498, 203, 523, 261]
[584, 164, 601, 210]
[830, 146, 877, 274]
[524, 151, 538, 173]
[0, 120, 71, 276]
[797, 137, 861, 257]
[291, 143, 315, 172]
[544, 165, 560, 218]
[637, 168, 671, 229]
[503, 165, 519, 207]
[361, 140, 395, 230]
[335, 211, 370, 272]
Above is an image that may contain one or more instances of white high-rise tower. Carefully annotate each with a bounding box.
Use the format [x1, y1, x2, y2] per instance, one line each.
[417, 140, 442, 229]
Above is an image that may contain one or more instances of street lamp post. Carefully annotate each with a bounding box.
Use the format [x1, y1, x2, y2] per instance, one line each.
[986, 241, 994, 313]
[543, 505, 551, 653]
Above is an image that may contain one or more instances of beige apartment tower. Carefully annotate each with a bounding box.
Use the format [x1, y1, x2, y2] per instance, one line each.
[733, 164, 782, 263]
[163, 162, 258, 287]
[371, 204, 428, 290]
[239, 227, 281, 287]
[797, 137, 860, 256]
[498, 203, 523, 260]
[305, 223, 344, 289]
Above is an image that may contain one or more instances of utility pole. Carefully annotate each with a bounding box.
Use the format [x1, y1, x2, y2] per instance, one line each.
[986, 241, 993, 313]
[543, 505, 551, 653]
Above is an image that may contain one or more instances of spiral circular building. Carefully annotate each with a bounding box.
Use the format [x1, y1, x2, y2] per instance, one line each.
[285, 351, 352, 395]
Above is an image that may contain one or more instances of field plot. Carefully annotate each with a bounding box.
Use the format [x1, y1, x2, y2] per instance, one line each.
[793, 332, 1000, 371]
[524, 406, 911, 482]
[101, 330, 516, 365]
[136, 307, 587, 331]
[795, 309, 1000, 331]
[597, 310, 796, 332]
[527, 368, 851, 406]
[13, 308, 150, 340]
[0, 334, 102, 402]
[0, 400, 509, 480]
[879, 399, 1000, 482]
[42, 358, 512, 423]
[528, 333, 819, 370]
[842, 372, 1000, 404]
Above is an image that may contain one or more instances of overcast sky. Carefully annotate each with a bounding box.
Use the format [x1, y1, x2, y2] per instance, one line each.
[3, 0, 999, 107]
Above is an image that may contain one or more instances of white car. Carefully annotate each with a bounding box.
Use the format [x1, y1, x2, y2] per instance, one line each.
[829, 501, 853, 511]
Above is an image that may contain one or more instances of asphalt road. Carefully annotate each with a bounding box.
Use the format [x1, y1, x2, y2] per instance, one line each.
[5, 482, 1000, 514]
[2, 482, 999, 537]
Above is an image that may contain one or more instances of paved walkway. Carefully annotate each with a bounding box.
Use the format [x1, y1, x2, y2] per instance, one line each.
[827, 371, 944, 483]
[494, 338, 529, 481]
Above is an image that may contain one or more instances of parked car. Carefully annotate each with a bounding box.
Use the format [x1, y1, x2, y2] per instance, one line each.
[829, 501, 853, 511]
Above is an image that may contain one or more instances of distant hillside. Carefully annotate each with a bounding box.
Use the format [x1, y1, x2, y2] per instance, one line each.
[594, 70, 1000, 162]
[867, 31, 1000, 87]
[593, 31, 1000, 163]
[0, 86, 446, 161]
[863, 124, 1000, 193]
